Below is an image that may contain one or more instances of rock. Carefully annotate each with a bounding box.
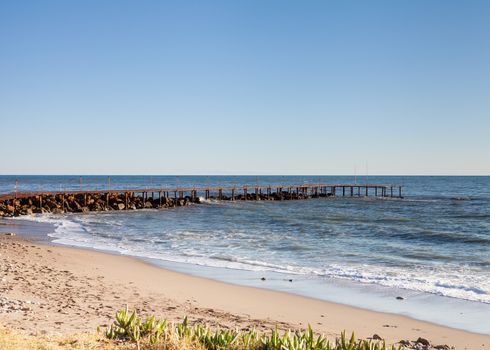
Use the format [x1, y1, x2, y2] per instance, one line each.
[288, 279, 293, 282]
[416, 337, 430, 346]
[372, 334, 382, 340]
[6, 205, 15, 213]
[261, 277, 266, 281]
[399, 340, 410, 346]
[72, 200, 82, 211]
[4, 232, 16, 236]
[396, 296, 404, 300]
[144, 202, 153, 209]
[117, 203, 125, 210]
[434, 345, 449, 350]
[26, 208, 33, 215]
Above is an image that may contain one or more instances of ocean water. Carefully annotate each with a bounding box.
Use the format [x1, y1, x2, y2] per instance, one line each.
[1, 176, 490, 333]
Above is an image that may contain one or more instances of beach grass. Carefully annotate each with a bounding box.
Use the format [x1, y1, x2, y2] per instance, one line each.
[1, 307, 401, 350]
[103, 307, 401, 350]
[0, 325, 117, 350]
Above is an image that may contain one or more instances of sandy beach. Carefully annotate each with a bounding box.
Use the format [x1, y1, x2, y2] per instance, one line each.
[0, 233, 487, 349]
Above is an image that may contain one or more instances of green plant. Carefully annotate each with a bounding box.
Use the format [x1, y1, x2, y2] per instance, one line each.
[103, 308, 402, 350]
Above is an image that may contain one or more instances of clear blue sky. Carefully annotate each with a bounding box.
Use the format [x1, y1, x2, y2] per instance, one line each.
[1, 1, 489, 175]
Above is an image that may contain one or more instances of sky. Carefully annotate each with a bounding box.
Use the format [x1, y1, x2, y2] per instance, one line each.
[1, 1, 489, 175]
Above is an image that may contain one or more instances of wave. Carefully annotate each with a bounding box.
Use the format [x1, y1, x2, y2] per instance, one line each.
[20, 210, 490, 305]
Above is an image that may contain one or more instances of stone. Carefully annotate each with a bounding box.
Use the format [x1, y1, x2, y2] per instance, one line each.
[372, 334, 382, 340]
[261, 277, 266, 281]
[434, 346, 449, 350]
[399, 340, 410, 347]
[117, 203, 125, 210]
[72, 201, 82, 211]
[4, 232, 16, 236]
[396, 296, 404, 300]
[6, 205, 15, 213]
[144, 202, 153, 209]
[416, 337, 430, 346]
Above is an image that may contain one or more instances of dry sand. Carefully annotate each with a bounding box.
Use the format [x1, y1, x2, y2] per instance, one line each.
[0, 234, 488, 349]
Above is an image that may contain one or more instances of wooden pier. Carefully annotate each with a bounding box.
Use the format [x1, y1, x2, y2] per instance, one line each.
[0, 183, 403, 217]
[0, 183, 403, 202]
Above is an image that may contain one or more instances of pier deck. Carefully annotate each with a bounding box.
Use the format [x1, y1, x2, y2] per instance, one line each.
[0, 183, 403, 202]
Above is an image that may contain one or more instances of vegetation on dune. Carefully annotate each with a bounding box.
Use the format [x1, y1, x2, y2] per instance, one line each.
[0, 325, 126, 350]
[1, 307, 406, 350]
[104, 307, 402, 350]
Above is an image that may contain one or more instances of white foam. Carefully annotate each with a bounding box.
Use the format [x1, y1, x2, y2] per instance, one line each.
[20, 214, 490, 304]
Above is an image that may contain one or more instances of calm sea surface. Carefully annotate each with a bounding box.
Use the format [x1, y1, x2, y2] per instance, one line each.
[1, 176, 489, 333]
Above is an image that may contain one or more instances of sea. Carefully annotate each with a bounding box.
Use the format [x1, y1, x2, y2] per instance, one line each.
[1, 175, 489, 334]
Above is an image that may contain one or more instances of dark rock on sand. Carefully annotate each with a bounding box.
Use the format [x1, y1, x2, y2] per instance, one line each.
[399, 340, 410, 347]
[416, 337, 430, 346]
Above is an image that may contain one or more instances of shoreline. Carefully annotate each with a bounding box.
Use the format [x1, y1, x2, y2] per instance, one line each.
[2, 216, 490, 336]
[5, 214, 490, 335]
[0, 233, 489, 349]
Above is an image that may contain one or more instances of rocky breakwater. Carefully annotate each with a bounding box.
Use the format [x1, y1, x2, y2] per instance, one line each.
[0, 193, 199, 217]
[211, 190, 333, 201]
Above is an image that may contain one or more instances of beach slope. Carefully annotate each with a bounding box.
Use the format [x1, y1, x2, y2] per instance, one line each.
[0, 235, 488, 349]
